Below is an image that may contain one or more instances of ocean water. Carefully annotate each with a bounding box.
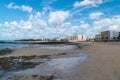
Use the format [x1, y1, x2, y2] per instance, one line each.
[0, 43, 30, 50]
[0, 43, 78, 50]
[0, 40, 29, 49]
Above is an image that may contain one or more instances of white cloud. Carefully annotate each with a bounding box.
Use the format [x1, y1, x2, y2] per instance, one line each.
[5, 12, 46, 30]
[48, 11, 69, 25]
[93, 18, 119, 31]
[89, 12, 104, 19]
[109, 25, 119, 31]
[0, 12, 49, 39]
[71, 7, 89, 16]
[71, 21, 89, 30]
[7, 2, 19, 9]
[74, 0, 103, 8]
[0, 24, 2, 27]
[6, 2, 32, 13]
[80, 21, 89, 28]
[86, 16, 120, 38]
[41, 0, 57, 6]
[19, 20, 32, 29]
[42, 6, 52, 15]
[4, 22, 10, 27]
[3, 21, 32, 29]
[21, 5, 32, 13]
[43, 6, 52, 12]
[60, 22, 71, 28]
[29, 12, 41, 20]
[29, 12, 47, 29]
[10, 21, 18, 27]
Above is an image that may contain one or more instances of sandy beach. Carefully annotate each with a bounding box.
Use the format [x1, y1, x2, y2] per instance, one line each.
[76, 42, 120, 80]
[0, 42, 120, 80]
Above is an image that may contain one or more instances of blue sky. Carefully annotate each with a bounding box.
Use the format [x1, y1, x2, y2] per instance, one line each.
[0, 0, 120, 40]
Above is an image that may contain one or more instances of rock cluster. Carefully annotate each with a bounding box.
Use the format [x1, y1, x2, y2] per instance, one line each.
[0, 48, 13, 55]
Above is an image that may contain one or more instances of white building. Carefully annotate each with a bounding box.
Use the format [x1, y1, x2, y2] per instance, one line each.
[101, 30, 119, 40]
[68, 35, 87, 42]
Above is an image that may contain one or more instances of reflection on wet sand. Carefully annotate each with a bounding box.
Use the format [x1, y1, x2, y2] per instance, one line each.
[0, 53, 87, 80]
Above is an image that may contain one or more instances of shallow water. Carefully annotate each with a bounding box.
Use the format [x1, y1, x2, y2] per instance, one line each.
[12, 53, 87, 80]
[48, 56, 86, 70]
[34, 44, 78, 50]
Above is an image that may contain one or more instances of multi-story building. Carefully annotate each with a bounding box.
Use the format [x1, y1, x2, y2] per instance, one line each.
[101, 31, 110, 39]
[68, 35, 87, 42]
[101, 30, 119, 40]
[95, 34, 101, 41]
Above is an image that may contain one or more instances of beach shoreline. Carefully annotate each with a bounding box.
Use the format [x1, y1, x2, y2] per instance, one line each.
[0, 42, 120, 80]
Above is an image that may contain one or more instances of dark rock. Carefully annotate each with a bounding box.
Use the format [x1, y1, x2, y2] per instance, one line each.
[38, 55, 50, 59]
[58, 53, 67, 55]
[38, 75, 55, 80]
[19, 62, 39, 69]
[6, 75, 55, 80]
[0, 56, 40, 72]
[31, 75, 38, 78]
[0, 48, 13, 55]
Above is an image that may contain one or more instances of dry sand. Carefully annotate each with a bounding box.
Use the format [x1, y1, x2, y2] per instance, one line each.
[1, 42, 120, 80]
[75, 42, 120, 80]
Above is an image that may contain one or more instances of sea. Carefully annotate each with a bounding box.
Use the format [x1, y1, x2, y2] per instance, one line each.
[0, 40, 78, 50]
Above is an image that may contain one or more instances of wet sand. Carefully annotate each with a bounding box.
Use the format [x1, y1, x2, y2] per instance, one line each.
[0, 42, 120, 80]
[0, 44, 79, 57]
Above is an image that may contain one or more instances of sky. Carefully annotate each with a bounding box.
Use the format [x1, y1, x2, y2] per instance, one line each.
[0, 0, 120, 40]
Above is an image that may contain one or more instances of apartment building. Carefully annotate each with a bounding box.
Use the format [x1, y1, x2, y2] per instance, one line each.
[68, 35, 87, 42]
[101, 31, 119, 40]
[95, 34, 101, 41]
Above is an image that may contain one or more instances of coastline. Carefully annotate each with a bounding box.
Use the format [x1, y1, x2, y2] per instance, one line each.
[0, 42, 120, 80]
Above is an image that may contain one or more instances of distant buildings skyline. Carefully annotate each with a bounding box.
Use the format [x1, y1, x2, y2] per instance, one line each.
[95, 30, 120, 41]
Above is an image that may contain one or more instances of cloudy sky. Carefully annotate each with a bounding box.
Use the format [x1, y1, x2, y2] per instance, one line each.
[0, 0, 120, 40]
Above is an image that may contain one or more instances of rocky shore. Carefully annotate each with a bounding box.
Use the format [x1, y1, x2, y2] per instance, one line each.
[0, 48, 13, 56]
[0, 55, 56, 80]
